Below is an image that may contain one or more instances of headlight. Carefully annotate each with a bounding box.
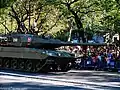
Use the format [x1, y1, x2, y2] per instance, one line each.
[47, 52, 54, 56]
[40, 50, 54, 56]
[58, 53, 61, 56]
[46, 51, 57, 56]
[41, 51, 46, 54]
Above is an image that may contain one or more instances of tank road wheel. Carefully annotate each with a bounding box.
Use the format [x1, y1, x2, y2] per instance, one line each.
[56, 65, 61, 71]
[60, 64, 71, 72]
[35, 60, 49, 73]
[35, 62, 42, 72]
[0, 58, 2, 67]
[25, 60, 32, 72]
[35, 60, 46, 72]
[4, 59, 10, 68]
[19, 60, 25, 71]
[11, 59, 18, 69]
[41, 64, 50, 73]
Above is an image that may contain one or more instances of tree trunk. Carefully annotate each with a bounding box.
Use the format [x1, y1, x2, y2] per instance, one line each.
[68, 26, 72, 42]
[67, 3, 85, 42]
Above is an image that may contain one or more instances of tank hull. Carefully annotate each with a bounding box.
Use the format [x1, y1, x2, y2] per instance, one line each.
[0, 46, 75, 72]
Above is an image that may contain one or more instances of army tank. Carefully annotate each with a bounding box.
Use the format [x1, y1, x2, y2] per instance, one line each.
[0, 33, 76, 73]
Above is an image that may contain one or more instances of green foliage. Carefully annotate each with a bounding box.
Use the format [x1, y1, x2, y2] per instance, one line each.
[0, 0, 120, 37]
[0, 0, 16, 8]
[53, 29, 69, 41]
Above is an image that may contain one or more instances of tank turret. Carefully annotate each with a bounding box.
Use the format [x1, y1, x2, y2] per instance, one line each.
[0, 33, 71, 48]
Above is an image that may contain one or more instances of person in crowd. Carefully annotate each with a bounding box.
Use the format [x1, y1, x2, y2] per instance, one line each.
[92, 33, 104, 43]
[113, 37, 119, 46]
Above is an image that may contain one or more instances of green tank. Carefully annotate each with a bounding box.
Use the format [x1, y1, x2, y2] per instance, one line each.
[0, 33, 113, 72]
[0, 34, 75, 72]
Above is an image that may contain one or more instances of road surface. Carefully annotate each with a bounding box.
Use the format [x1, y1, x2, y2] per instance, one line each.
[0, 69, 120, 90]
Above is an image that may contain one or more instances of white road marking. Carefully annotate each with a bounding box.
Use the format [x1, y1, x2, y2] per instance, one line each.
[0, 75, 105, 90]
[0, 70, 120, 90]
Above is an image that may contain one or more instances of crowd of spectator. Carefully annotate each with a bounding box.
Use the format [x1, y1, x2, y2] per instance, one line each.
[59, 45, 120, 71]
[71, 33, 104, 44]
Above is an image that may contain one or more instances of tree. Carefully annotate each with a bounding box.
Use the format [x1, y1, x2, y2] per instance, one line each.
[1, 0, 120, 42]
[97, 0, 120, 41]
[1, 0, 62, 35]
[48, 0, 102, 42]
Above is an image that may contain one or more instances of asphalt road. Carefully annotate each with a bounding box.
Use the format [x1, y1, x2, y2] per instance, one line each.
[0, 69, 120, 90]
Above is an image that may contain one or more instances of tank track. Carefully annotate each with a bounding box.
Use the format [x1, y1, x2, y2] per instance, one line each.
[0, 57, 72, 73]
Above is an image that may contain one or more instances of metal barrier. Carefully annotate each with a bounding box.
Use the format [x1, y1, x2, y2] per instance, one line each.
[115, 60, 120, 71]
[74, 57, 120, 72]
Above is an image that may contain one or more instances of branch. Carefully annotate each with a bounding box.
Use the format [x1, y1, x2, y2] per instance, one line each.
[1, 22, 10, 33]
[61, 0, 79, 5]
[69, 0, 79, 5]
[35, 5, 43, 22]
[35, 12, 41, 22]
[9, 12, 16, 19]
[11, 6, 19, 18]
[22, 5, 29, 22]
[37, 10, 51, 31]
[21, 13, 27, 21]
[47, 15, 62, 31]
[20, 22, 29, 33]
[79, 10, 96, 14]
[81, 2, 96, 9]
[37, 18, 46, 31]
[9, 6, 21, 23]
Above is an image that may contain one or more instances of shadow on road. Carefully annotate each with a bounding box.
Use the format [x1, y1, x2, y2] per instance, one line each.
[0, 82, 88, 90]
[0, 69, 120, 90]
[1, 81, 120, 90]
